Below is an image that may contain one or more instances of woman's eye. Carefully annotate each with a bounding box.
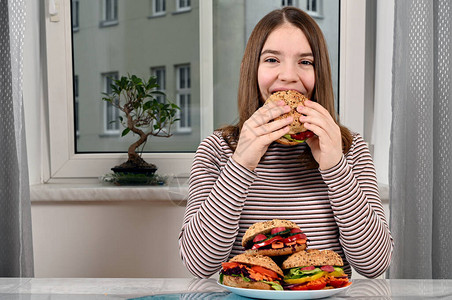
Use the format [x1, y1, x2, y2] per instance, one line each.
[300, 60, 314, 66]
[264, 58, 278, 63]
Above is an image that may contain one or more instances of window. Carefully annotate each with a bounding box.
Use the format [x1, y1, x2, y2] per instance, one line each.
[176, 0, 191, 12]
[72, 0, 79, 31]
[151, 67, 166, 103]
[306, 0, 323, 18]
[101, 0, 118, 26]
[102, 72, 120, 135]
[152, 0, 166, 16]
[282, 0, 295, 7]
[176, 65, 191, 132]
[42, 0, 372, 182]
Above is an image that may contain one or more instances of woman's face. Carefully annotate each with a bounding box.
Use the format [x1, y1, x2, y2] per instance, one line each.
[257, 23, 315, 102]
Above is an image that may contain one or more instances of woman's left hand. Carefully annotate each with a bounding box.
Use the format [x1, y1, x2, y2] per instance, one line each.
[298, 99, 343, 170]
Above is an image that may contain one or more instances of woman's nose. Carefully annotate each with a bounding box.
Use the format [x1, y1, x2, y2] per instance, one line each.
[278, 63, 298, 82]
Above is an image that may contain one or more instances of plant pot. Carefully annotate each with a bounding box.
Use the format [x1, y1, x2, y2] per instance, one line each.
[111, 165, 158, 176]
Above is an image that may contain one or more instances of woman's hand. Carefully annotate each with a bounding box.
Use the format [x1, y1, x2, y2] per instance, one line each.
[232, 100, 293, 171]
[298, 99, 343, 170]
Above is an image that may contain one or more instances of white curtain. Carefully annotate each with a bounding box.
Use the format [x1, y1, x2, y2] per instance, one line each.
[0, 0, 34, 276]
[389, 0, 452, 278]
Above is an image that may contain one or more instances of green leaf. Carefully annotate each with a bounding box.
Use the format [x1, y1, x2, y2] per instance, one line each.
[121, 128, 131, 137]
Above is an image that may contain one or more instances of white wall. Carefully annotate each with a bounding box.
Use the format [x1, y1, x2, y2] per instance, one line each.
[32, 201, 192, 278]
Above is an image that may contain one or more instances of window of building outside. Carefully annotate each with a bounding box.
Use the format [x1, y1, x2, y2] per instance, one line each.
[102, 72, 120, 135]
[72, 0, 79, 31]
[176, 0, 191, 12]
[152, 0, 166, 16]
[281, 0, 295, 7]
[176, 65, 191, 132]
[151, 67, 166, 103]
[101, 0, 118, 26]
[306, 0, 323, 18]
[55, 0, 341, 178]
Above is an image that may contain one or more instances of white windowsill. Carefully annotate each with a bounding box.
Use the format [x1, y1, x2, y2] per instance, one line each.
[30, 180, 189, 205]
[30, 181, 388, 204]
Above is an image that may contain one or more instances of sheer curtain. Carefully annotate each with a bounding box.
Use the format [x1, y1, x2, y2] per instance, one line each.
[389, 0, 452, 279]
[0, 0, 34, 276]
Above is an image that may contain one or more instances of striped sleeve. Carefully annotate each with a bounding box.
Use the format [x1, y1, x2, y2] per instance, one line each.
[178, 133, 257, 278]
[320, 134, 394, 278]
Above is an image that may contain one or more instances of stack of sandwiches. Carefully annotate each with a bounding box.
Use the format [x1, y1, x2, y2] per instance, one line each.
[219, 219, 351, 291]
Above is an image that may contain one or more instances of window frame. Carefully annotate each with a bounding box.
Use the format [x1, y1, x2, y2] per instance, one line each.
[43, 0, 368, 182]
[152, 0, 166, 17]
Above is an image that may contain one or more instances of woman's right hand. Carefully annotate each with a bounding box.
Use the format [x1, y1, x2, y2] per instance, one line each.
[232, 100, 293, 171]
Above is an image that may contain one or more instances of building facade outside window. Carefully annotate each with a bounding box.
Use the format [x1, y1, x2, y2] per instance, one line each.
[102, 72, 120, 134]
[151, 66, 166, 103]
[152, 0, 166, 16]
[176, 64, 191, 133]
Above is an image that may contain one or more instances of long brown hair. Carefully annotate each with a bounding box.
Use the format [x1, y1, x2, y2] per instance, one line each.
[221, 7, 352, 166]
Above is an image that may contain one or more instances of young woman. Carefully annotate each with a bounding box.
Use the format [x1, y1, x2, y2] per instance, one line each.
[179, 7, 393, 279]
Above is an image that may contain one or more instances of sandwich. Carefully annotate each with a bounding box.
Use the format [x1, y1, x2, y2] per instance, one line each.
[219, 253, 284, 290]
[281, 249, 351, 290]
[264, 90, 315, 145]
[242, 219, 308, 256]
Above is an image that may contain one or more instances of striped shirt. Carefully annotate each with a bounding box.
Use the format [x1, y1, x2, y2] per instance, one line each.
[179, 130, 394, 278]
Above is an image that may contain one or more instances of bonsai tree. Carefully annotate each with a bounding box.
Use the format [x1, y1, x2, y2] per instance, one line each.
[102, 74, 180, 174]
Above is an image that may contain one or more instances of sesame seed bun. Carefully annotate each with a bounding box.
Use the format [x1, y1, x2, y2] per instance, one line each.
[264, 90, 309, 145]
[242, 219, 300, 248]
[281, 249, 344, 269]
[230, 253, 284, 277]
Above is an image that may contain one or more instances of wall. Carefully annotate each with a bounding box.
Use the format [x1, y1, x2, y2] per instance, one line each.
[31, 200, 192, 278]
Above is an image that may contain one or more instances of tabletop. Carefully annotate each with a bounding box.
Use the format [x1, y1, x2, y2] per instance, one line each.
[0, 277, 452, 299]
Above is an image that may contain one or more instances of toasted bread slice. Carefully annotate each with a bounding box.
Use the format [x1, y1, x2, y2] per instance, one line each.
[242, 219, 300, 248]
[230, 253, 283, 277]
[282, 249, 344, 269]
[222, 275, 272, 290]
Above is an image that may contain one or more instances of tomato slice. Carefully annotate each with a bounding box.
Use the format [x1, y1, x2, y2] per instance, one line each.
[328, 277, 349, 288]
[253, 234, 267, 243]
[251, 266, 279, 280]
[221, 262, 240, 270]
[271, 227, 287, 235]
[291, 130, 314, 141]
[288, 283, 308, 290]
[290, 228, 303, 234]
[307, 278, 327, 290]
[251, 236, 283, 250]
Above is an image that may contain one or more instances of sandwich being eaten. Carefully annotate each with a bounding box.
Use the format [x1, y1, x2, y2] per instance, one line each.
[219, 253, 284, 290]
[242, 219, 308, 256]
[264, 90, 315, 145]
[282, 249, 351, 290]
